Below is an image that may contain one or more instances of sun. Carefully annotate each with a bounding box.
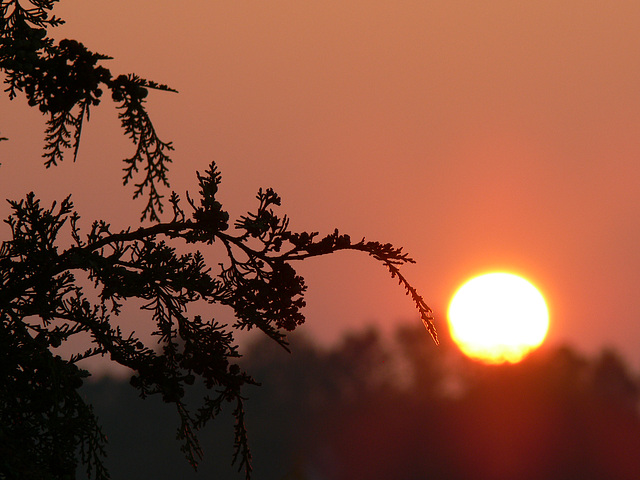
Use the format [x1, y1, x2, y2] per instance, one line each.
[447, 272, 549, 364]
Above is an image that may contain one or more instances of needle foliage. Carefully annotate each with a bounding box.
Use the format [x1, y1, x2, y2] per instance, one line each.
[0, 2, 437, 479]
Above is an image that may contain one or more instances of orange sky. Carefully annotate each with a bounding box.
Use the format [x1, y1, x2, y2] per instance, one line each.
[1, 0, 639, 368]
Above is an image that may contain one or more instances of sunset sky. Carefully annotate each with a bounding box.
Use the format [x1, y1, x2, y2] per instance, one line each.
[1, 1, 639, 369]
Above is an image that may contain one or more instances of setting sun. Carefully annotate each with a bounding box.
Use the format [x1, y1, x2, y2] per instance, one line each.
[448, 272, 549, 364]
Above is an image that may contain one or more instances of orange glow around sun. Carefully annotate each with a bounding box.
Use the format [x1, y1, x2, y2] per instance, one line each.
[448, 272, 549, 364]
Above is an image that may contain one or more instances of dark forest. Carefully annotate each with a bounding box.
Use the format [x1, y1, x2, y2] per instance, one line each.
[81, 323, 640, 480]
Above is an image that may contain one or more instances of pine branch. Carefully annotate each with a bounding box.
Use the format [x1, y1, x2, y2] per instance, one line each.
[112, 74, 175, 221]
[1, 8, 176, 220]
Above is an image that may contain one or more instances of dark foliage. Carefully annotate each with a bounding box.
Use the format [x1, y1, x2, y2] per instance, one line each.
[0, 161, 435, 479]
[0, 2, 437, 479]
[0, 0, 175, 221]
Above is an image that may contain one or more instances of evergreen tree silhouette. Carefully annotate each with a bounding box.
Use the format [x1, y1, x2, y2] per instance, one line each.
[0, 2, 437, 479]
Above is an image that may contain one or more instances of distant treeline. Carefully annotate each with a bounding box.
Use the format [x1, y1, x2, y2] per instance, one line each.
[80, 324, 640, 480]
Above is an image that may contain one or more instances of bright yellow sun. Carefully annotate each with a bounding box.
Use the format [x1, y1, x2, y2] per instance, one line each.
[448, 272, 549, 364]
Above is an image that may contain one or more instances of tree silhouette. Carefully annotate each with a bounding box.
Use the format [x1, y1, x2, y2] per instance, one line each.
[0, 2, 436, 479]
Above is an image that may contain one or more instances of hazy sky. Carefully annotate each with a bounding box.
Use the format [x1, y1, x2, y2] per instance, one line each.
[1, 1, 639, 368]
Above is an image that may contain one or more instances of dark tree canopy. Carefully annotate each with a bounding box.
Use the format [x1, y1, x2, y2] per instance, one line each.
[0, 2, 437, 479]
